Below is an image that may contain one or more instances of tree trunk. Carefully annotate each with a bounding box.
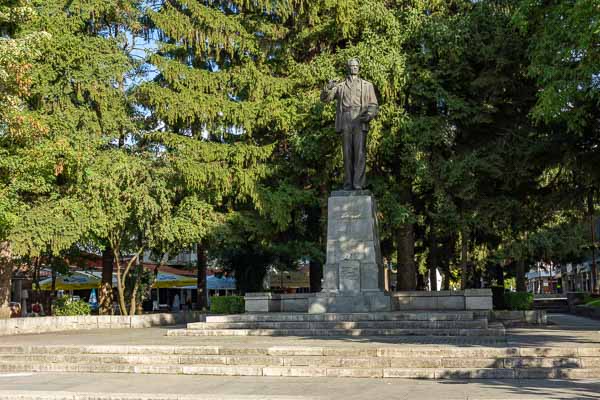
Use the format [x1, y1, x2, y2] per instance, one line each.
[416, 272, 426, 290]
[32, 258, 41, 305]
[589, 192, 598, 293]
[428, 226, 438, 291]
[129, 257, 142, 315]
[99, 246, 113, 315]
[441, 235, 454, 290]
[396, 223, 416, 291]
[116, 258, 128, 316]
[51, 264, 57, 292]
[497, 263, 505, 287]
[49, 259, 56, 316]
[196, 241, 208, 310]
[0, 241, 12, 319]
[309, 259, 322, 292]
[310, 183, 328, 293]
[396, 182, 416, 291]
[516, 258, 526, 292]
[460, 227, 469, 289]
[473, 265, 482, 288]
[442, 267, 451, 290]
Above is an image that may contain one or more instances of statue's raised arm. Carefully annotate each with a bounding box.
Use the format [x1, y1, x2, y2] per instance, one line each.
[321, 80, 339, 103]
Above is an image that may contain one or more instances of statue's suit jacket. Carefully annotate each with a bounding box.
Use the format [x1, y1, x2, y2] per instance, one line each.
[321, 78, 379, 132]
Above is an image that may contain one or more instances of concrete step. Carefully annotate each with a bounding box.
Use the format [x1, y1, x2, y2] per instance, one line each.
[533, 299, 569, 313]
[187, 320, 488, 330]
[0, 354, 597, 368]
[3, 344, 597, 358]
[205, 312, 479, 323]
[13, 344, 598, 358]
[166, 327, 505, 337]
[1, 362, 600, 379]
[2, 344, 600, 379]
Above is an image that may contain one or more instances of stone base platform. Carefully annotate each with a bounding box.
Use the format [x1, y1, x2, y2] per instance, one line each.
[166, 311, 505, 337]
[245, 289, 493, 313]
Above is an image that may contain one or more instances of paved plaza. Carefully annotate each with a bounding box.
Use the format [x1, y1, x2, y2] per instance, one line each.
[1, 314, 598, 348]
[1, 373, 600, 399]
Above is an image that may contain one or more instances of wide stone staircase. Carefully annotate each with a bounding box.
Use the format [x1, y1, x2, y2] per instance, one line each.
[166, 311, 505, 337]
[1, 343, 599, 379]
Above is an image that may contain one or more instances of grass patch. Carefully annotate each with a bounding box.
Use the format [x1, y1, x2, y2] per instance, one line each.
[585, 298, 600, 308]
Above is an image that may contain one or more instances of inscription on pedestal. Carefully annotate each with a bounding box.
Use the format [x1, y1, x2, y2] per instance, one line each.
[339, 260, 360, 293]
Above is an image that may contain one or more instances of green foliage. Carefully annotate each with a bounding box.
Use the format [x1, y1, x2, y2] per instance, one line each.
[210, 296, 245, 314]
[515, 0, 600, 131]
[0, 1, 49, 240]
[504, 292, 534, 311]
[3, 0, 598, 302]
[494, 286, 536, 310]
[585, 299, 600, 309]
[53, 297, 91, 316]
[583, 294, 600, 308]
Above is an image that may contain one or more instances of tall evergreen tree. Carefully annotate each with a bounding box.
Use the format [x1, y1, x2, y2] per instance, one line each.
[0, 0, 49, 318]
[6, 0, 143, 313]
[516, 0, 600, 291]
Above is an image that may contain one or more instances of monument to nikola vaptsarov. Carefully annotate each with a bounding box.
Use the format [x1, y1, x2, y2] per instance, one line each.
[308, 59, 391, 313]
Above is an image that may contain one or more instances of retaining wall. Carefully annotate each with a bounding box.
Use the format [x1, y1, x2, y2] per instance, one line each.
[245, 289, 494, 313]
[391, 289, 493, 311]
[0, 312, 205, 336]
[490, 310, 547, 326]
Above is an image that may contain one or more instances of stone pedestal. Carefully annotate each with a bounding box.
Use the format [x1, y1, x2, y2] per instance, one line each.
[308, 191, 391, 313]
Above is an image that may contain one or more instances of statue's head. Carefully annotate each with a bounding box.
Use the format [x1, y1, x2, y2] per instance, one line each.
[347, 58, 360, 77]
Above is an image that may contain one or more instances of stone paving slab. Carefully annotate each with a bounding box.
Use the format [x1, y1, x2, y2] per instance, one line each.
[0, 327, 510, 347]
[0, 327, 597, 349]
[0, 373, 599, 399]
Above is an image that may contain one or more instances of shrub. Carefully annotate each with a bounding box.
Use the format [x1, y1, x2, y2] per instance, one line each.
[53, 297, 91, 316]
[504, 292, 533, 311]
[210, 296, 245, 314]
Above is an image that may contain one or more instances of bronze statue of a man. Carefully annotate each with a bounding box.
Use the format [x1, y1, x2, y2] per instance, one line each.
[321, 58, 379, 190]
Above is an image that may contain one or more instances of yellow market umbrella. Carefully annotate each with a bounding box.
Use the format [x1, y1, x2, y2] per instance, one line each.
[39, 271, 100, 291]
[152, 272, 197, 289]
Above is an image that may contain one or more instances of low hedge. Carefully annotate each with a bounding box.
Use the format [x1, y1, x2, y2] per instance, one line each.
[210, 296, 245, 314]
[53, 297, 91, 316]
[504, 292, 533, 311]
[492, 288, 534, 311]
